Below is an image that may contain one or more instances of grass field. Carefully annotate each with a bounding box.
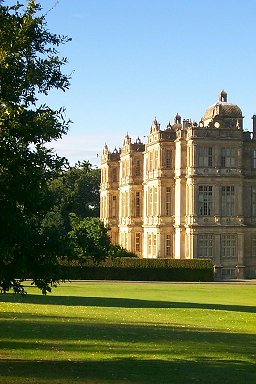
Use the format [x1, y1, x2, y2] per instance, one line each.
[0, 282, 256, 383]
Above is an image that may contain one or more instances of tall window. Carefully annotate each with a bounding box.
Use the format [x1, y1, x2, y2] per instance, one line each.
[112, 196, 117, 218]
[198, 234, 213, 258]
[112, 168, 117, 182]
[198, 186, 213, 216]
[198, 147, 213, 167]
[152, 234, 157, 256]
[252, 187, 256, 216]
[154, 150, 158, 170]
[125, 191, 128, 217]
[135, 233, 141, 253]
[147, 233, 152, 256]
[221, 186, 235, 216]
[153, 187, 157, 215]
[166, 187, 171, 216]
[166, 234, 171, 257]
[121, 193, 125, 217]
[221, 235, 237, 259]
[221, 148, 236, 167]
[149, 152, 153, 171]
[252, 150, 256, 169]
[148, 188, 153, 216]
[252, 239, 256, 257]
[145, 190, 148, 216]
[135, 192, 140, 217]
[135, 160, 141, 176]
[165, 149, 172, 169]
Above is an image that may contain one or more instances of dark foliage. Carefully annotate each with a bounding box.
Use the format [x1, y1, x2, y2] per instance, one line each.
[0, 0, 71, 294]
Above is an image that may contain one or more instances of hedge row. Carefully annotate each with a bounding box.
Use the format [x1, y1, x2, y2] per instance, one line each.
[60, 258, 214, 282]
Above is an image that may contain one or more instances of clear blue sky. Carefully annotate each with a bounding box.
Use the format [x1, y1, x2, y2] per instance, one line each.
[17, 1, 256, 165]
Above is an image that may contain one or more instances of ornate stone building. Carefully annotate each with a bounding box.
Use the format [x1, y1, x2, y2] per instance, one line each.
[100, 91, 256, 279]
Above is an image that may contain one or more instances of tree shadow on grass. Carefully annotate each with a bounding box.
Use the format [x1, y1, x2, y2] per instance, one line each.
[0, 316, 255, 358]
[1, 311, 256, 383]
[1, 294, 256, 313]
[0, 358, 256, 384]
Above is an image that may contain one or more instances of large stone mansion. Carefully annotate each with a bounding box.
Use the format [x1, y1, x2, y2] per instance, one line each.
[100, 91, 256, 279]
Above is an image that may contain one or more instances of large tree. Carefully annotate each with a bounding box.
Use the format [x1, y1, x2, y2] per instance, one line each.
[0, 0, 71, 294]
[69, 214, 111, 262]
[42, 161, 102, 268]
[48, 161, 101, 231]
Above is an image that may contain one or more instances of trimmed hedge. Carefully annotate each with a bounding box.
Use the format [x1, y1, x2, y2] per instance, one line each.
[60, 258, 214, 282]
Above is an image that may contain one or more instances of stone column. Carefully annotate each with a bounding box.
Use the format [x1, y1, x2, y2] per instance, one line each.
[185, 228, 193, 259]
[174, 227, 181, 259]
[193, 232, 198, 259]
[192, 143, 197, 170]
[156, 231, 162, 258]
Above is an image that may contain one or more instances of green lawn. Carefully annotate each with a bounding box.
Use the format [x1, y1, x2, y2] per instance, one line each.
[0, 282, 256, 383]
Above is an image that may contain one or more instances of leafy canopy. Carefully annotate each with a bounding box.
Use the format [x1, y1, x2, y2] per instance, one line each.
[69, 214, 111, 262]
[0, 0, 71, 294]
[48, 161, 101, 228]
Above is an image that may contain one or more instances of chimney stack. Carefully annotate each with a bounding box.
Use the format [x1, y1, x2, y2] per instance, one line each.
[252, 115, 256, 139]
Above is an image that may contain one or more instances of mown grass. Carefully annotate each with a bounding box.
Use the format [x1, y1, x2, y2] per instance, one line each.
[0, 282, 256, 383]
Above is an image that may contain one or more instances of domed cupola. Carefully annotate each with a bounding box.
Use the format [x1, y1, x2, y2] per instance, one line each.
[219, 89, 227, 102]
[201, 90, 243, 129]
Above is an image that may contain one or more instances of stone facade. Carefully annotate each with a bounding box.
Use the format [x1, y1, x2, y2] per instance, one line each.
[100, 91, 256, 279]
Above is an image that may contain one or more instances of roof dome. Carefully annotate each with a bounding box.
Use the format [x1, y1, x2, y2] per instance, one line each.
[203, 102, 242, 120]
[202, 90, 242, 121]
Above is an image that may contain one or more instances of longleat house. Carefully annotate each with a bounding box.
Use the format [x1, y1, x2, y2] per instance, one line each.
[100, 91, 256, 279]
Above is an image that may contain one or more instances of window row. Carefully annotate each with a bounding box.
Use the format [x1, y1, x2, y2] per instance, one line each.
[111, 187, 172, 218]
[110, 184, 244, 218]
[142, 233, 256, 259]
[198, 234, 237, 259]
[101, 167, 119, 183]
[146, 187, 158, 216]
[116, 231, 256, 260]
[146, 149, 173, 171]
[117, 191, 142, 218]
[198, 185, 236, 216]
[119, 232, 143, 254]
[147, 233, 157, 257]
[146, 233, 172, 258]
[104, 147, 256, 183]
[198, 147, 237, 168]
[198, 234, 256, 259]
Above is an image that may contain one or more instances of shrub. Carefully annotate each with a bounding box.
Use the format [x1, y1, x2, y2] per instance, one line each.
[108, 244, 138, 258]
[60, 258, 214, 282]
